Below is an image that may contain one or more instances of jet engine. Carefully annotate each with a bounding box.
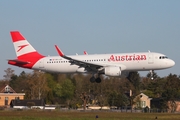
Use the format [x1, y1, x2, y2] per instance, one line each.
[104, 66, 121, 77]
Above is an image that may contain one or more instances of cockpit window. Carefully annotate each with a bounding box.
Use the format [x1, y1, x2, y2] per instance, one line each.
[159, 56, 168, 59]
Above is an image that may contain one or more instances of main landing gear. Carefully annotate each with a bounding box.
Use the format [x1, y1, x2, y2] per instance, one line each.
[90, 75, 101, 83]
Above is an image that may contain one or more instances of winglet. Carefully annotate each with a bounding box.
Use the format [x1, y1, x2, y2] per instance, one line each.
[84, 51, 88, 55]
[55, 45, 64, 56]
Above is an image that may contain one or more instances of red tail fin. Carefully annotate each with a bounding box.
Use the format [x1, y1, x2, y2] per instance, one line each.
[9, 31, 44, 68]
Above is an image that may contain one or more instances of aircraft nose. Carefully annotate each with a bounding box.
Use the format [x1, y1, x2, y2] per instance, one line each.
[169, 59, 175, 67]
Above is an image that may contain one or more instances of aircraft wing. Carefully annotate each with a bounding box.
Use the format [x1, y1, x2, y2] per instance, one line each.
[68, 58, 103, 72]
[55, 45, 126, 72]
[55, 45, 104, 72]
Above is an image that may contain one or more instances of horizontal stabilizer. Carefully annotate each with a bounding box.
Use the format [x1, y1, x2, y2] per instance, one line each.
[8, 59, 30, 64]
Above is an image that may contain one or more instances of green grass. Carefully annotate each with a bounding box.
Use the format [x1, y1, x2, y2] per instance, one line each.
[0, 110, 179, 120]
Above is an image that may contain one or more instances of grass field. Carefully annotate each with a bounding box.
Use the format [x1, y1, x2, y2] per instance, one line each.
[0, 110, 180, 120]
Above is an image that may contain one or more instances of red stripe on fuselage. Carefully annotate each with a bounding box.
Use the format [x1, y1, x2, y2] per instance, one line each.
[10, 31, 25, 42]
[9, 52, 45, 69]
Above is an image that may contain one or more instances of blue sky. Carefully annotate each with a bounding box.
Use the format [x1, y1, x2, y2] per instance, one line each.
[0, 0, 180, 79]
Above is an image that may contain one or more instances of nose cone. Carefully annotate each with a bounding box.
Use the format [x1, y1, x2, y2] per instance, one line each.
[168, 59, 175, 67]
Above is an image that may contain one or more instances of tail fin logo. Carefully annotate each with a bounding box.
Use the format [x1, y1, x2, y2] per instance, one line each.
[17, 44, 29, 52]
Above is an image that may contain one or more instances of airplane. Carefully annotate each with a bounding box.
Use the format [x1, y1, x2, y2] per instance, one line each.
[8, 31, 175, 83]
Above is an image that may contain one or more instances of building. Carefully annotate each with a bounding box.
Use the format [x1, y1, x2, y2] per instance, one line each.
[10, 99, 45, 109]
[0, 85, 25, 106]
[133, 93, 152, 109]
[167, 100, 180, 112]
[151, 98, 180, 113]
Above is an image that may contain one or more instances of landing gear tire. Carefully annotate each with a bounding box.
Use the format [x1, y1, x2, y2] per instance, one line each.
[95, 77, 101, 83]
[90, 76, 96, 83]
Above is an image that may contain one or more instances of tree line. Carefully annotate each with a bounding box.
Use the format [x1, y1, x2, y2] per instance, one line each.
[1, 68, 180, 110]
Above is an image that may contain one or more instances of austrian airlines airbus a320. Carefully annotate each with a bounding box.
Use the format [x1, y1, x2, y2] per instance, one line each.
[8, 31, 175, 83]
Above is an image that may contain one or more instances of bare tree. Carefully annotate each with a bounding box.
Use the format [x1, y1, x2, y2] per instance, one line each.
[3, 68, 14, 81]
[80, 92, 89, 110]
[27, 71, 49, 99]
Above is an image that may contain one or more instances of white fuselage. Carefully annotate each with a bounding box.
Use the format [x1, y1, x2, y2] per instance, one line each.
[33, 52, 175, 73]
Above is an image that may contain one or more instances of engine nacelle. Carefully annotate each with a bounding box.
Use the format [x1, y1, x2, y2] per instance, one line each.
[76, 68, 86, 73]
[104, 66, 121, 77]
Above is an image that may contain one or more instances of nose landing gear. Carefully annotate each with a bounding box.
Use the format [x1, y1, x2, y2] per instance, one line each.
[150, 70, 154, 80]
